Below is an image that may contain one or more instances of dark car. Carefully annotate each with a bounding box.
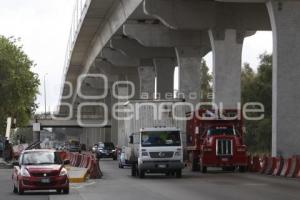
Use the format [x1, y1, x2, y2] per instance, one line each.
[95, 142, 117, 160]
[12, 149, 70, 195]
[66, 141, 81, 153]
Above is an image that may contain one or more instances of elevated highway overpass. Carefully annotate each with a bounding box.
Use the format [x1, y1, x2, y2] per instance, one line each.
[58, 0, 300, 157]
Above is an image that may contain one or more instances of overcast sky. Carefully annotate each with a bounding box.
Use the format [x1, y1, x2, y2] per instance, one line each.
[0, 0, 273, 113]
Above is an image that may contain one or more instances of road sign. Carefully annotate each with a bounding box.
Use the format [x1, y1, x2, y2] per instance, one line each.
[33, 123, 41, 132]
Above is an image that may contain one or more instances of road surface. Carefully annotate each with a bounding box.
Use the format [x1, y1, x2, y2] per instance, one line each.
[1, 160, 299, 200]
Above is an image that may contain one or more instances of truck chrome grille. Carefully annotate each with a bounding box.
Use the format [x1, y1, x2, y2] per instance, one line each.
[149, 152, 174, 158]
[216, 139, 233, 156]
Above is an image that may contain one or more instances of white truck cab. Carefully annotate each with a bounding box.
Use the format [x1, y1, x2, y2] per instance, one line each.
[126, 127, 184, 178]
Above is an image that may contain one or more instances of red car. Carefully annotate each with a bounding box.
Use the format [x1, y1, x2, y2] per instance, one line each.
[12, 149, 70, 195]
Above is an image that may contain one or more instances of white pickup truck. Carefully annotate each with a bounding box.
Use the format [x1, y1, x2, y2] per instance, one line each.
[126, 127, 184, 178]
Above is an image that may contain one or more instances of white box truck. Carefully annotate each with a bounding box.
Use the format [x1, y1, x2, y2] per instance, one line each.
[122, 100, 186, 178]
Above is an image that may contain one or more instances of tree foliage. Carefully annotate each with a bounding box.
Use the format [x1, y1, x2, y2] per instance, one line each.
[242, 53, 272, 153]
[200, 59, 213, 101]
[0, 36, 40, 134]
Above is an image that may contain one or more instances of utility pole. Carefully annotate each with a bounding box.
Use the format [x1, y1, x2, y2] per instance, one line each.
[44, 73, 48, 118]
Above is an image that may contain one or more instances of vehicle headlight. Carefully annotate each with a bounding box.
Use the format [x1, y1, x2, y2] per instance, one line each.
[175, 151, 182, 156]
[59, 168, 68, 176]
[20, 168, 30, 177]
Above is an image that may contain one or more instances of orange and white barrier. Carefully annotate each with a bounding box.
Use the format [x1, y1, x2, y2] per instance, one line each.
[265, 157, 276, 175]
[272, 157, 284, 176]
[287, 156, 300, 178]
[59, 151, 102, 179]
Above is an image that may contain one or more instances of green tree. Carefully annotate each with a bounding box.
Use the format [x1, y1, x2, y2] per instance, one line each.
[0, 36, 40, 134]
[200, 59, 212, 102]
[242, 53, 272, 154]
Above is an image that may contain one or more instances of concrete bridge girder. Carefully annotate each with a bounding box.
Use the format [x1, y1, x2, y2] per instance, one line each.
[123, 24, 211, 48]
[92, 60, 141, 99]
[143, 0, 271, 31]
[123, 23, 211, 104]
[110, 37, 176, 59]
[110, 36, 177, 99]
[99, 47, 140, 67]
[123, 9, 256, 108]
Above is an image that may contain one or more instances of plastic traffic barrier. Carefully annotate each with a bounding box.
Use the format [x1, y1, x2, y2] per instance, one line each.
[248, 156, 261, 172]
[56, 151, 68, 161]
[65, 151, 102, 179]
[280, 158, 292, 177]
[75, 154, 83, 167]
[287, 156, 300, 178]
[88, 155, 103, 179]
[259, 156, 269, 173]
[70, 153, 77, 166]
[265, 157, 277, 175]
[79, 154, 90, 168]
[272, 157, 284, 176]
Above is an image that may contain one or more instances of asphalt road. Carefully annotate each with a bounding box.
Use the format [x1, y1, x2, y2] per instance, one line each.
[53, 159, 300, 200]
[0, 168, 49, 200]
[1, 160, 300, 200]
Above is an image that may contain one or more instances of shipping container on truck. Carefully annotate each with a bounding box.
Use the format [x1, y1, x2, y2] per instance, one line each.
[185, 109, 247, 173]
[121, 100, 186, 178]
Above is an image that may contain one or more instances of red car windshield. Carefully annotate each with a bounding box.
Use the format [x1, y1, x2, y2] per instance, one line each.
[21, 151, 62, 165]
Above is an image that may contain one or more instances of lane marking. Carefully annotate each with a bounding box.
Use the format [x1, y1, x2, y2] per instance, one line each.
[71, 181, 97, 189]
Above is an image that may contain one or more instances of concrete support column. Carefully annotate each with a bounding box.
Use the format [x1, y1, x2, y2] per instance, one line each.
[209, 29, 243, 109]
[175, 47, 203, 106]
[118, 67, 141, 99]
[110, 94, 119, 145]
[154, 58, 175, 99]
[138, 60, 155, 99]
[82, 127, 101, 148]
[267, 1, 300, 157]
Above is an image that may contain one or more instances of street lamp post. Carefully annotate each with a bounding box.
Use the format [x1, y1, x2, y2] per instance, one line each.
[44, 73, 48, 117]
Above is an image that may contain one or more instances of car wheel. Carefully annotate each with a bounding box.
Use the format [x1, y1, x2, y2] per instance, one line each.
[239, 166, 246, 173]
[13, 184, 18, 194]
[18, 186, 24, 195]
[200, 165, 207, 173]
[63, 188, 69, 194]
[131, 164, 137, 177]
[192, 159, 200, 172]
[56, 189, 62, 194]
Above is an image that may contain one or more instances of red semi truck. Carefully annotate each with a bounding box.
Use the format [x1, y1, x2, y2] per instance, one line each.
[185, 109, 247, 173]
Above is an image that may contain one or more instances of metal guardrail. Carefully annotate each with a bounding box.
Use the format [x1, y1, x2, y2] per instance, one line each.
[58, 0, 92, 108]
